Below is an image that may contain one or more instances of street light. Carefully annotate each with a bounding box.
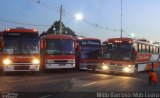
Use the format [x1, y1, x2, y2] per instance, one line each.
[75, 13, 84, 21]
[130, 33, 135, 38]
[65, 13, 84, 25]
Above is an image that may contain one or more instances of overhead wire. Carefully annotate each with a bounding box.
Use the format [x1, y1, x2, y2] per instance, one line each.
[29, 0, 59, 12]
[1, 0, 129, 36]
[29, 0, 121, 33]
[0, 18, 51, 27]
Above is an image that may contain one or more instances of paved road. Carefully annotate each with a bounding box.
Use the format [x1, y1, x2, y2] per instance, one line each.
[0, 69, 159, 98]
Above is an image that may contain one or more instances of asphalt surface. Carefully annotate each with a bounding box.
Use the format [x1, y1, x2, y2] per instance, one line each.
[0, 68, 160, 98]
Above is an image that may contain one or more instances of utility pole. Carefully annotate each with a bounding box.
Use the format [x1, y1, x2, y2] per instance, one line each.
[120, 0, 123, 38]
[59, 5, 62, 34]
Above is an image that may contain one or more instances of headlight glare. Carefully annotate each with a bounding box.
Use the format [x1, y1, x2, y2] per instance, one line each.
[32, 59, 40, 64]
[3, 59, 11, 65]
[123, 67, 130, 72]
[128, 65, 132, 67]
[102, 65, 108, 70]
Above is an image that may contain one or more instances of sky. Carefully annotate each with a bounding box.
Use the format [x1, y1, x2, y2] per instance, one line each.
[0, 0, 160, 42]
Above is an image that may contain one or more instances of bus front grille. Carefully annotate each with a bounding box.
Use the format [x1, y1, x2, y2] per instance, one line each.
[14, 66, 30, 70]
[54, 60, 68, 63]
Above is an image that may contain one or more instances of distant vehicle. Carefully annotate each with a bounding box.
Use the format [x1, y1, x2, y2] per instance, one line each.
[76, 37, 102, 70]
[0, 27, 40, 74]
[101, 37, 160, 74]
[40, 34, 75, 70]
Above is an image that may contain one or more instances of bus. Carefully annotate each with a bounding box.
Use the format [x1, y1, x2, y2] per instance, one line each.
[0, 27, 40, 74]
[76, 38, 102, 70]
[101, 37, 160, 74]
[40, 34, 75, 70]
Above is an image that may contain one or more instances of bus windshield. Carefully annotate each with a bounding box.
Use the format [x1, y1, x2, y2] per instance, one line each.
[104, 43, 132, 60]
[79, 40, 101, 59]
[46, 39, 75, 55]
[80, 47, 101, 59]
[4, 33, 39, 55]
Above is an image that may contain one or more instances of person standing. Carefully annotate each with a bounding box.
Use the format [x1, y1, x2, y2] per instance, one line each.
[149, 69, 158, 85]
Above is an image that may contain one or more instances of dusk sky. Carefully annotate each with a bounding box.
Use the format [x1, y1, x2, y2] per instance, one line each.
[0, 0, 160, 42]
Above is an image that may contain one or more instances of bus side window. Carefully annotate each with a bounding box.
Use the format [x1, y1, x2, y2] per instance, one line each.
[149, 46, 153, 53]
[132, 46, 137, 61]
[146, 45, 149, 53]
[155, 46, 158, 54]
[149, 46, 151, 53]
[142, 44, 146, 53]
[133, 43, 138, 51]
[138, 43, 142, 52]
[151, 46, 153, 53]
[153, 46, 154, 54]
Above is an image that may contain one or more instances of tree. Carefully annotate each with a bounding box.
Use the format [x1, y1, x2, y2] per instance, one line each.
[45, 20, 75, 36]
[63, 27, 75, 36]
[40, 31, 46, 37]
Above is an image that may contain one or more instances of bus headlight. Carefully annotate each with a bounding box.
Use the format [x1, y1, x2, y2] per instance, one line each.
[3, 59, 11, 65]
[123, 67, 130, 72]
[128, 65, 132, 67]
[32, 59, 40, 64]
[102, 65, 109, 70]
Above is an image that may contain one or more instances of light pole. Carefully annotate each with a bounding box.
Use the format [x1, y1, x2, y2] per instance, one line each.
[120, 0, 123, 38]
[59, 5, 63, 34]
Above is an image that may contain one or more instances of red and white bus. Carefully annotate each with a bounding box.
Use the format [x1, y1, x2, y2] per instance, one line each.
[101, 37, 160, 74]
[0, 27, 40, 73]
[40, 34, 75, 70]
[76, 38, 102, 70]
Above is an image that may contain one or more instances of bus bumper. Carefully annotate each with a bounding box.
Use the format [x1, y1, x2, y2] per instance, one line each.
[45, 63, 75, 69]
[3, 64, 39, 72]
[80, 63, 98, 69]
[100, 64, 135, 73]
